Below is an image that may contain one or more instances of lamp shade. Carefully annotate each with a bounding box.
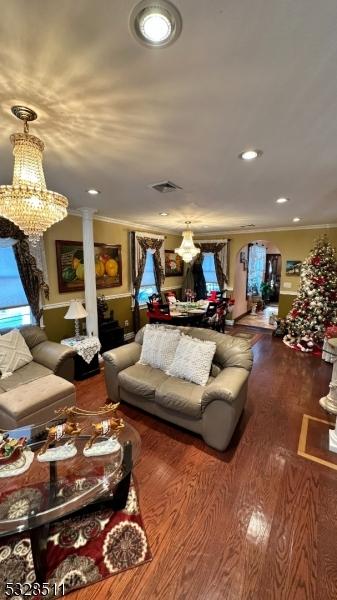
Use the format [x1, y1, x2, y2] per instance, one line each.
[64, 300, 88, 320]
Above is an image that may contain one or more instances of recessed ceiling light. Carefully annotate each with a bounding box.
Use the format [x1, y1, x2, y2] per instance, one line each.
[293, 217, 301, 222]
[87, 189, 100, 195]
[159, 212, 169, 216]
[238, 149, 263, 161]
[130, 0, 182, 48]
[276, 197, 289, 204]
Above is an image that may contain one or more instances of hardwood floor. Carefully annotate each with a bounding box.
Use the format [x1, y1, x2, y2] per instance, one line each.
[68, 329, 337, 600]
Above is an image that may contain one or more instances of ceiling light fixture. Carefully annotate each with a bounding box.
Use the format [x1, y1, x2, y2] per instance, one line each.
[276, 197, 289, 204]
[0, 106, 68, 244]
[130, 0, 182, 48]
[87, 189, 100, 195]
[293, 217, 301, 222]
[159, 212, 169, 216]
[175, 221, 200, 263]
[238, 149, 263, 161]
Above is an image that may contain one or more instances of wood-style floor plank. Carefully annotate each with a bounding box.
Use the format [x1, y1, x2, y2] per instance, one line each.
[65, 329, 337, 600]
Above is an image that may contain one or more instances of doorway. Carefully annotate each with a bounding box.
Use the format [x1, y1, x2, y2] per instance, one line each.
[233, 240, 282, 329]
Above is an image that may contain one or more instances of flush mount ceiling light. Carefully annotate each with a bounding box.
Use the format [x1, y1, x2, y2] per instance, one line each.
[293, 217, 301, 222]
[87, 189, 100, 195]
[159, 212, 169, 216]
[130, 0, 182, 48]
[0, 105, 68, 244]
[175, 221, 200, 263]
[238, 149, 263, 161]
[276, 197, 289, 204]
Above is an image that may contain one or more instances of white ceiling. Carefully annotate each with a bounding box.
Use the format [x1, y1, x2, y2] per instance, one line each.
[1, 0, 337, 233]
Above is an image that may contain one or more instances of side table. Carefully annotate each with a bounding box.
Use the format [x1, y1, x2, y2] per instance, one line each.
[61, 336, 101, 380]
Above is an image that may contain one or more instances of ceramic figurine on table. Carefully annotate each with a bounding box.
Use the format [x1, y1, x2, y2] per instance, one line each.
[0, 434, 34, 478]
[83, 416, 125, 457]
[37, 420, 82, 462]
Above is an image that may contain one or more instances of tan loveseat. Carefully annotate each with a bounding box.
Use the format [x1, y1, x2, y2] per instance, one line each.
[0, 326, 76, 430]
[103, 325, 253, 451]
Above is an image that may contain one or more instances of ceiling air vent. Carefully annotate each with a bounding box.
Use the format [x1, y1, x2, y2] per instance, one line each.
[149, 180, 182, 193]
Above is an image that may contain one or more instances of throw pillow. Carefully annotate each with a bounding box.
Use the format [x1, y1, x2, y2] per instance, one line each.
[168, 334, 216, 386]
[139, 324, 181, 371]
[0, 329, 33, 378]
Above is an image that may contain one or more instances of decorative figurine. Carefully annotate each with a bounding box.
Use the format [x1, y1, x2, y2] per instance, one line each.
[37, 420, 82, 462]
[0, 434, 34, 478]
[83, 416, 125, 457]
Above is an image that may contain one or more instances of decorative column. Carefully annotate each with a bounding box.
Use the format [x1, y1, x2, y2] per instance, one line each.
[79, 207, 98, 337]
[319, 337, 337, 452]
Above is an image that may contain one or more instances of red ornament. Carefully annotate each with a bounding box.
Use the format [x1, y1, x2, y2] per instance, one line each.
[311, 256, 321, 266]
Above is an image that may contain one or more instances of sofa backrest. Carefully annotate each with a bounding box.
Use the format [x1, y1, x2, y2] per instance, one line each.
[135, 325, 253, 371]
[20, 326, 48, 350]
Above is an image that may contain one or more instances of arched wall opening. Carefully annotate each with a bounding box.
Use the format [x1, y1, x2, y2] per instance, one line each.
[232, 239, 282, 321]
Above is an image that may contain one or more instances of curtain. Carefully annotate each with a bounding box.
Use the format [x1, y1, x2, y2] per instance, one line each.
[195, 241, 229, 290]
[0, 218, 49, 324]
[192, 252, 207, 300]
[130, 231, 165, 332]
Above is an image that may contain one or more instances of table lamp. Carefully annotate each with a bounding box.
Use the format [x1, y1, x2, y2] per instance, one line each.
[64, 300, 88, 340]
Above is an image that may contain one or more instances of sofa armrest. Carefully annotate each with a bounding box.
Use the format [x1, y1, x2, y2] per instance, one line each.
[31, 341, 76, 381]
[103, 342, 141, 403]
[103, 343, 141, 372]
[202, 367, 250, 411]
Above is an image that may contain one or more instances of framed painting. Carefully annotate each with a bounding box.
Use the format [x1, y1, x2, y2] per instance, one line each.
[56, 240, 122, 293]
[286, 260, 302, 276]
[165, 249, 184, 277]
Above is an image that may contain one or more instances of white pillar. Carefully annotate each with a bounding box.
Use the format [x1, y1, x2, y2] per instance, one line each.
[79, 207, 98, 337]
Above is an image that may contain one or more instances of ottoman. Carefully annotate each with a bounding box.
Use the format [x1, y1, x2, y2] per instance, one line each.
[0, 374, 76, 430]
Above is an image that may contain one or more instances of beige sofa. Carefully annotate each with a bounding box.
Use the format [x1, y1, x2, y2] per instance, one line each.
[0, 326, 76, 430]
[103, 325, 253, 451]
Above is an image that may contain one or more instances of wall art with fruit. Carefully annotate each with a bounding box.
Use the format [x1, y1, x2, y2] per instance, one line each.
[56, 240, 122, 293]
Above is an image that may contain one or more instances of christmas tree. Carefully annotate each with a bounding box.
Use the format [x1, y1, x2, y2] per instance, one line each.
[284, 235, 337, 351]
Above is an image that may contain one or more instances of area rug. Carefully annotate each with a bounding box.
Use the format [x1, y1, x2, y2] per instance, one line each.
[228, 330, 263, 346]
[0, 481, 151, 599]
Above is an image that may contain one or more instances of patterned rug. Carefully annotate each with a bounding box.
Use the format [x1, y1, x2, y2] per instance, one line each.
[229, 330, 263, 346]
[0, 481, 151, 599]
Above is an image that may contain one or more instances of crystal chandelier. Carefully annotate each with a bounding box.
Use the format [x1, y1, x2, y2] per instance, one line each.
[175, 221, 200, 263]
[0, 106, 68, 244]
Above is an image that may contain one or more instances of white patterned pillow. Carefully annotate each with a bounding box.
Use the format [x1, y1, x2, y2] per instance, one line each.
[167, 334, 216, 386]
[0, 329, 33, 378]
[139, 324, 181, 371]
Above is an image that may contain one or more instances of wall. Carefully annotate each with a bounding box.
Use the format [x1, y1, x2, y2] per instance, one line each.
[197, 227, 337, 318]
[43, 215, 183, 341]
[232, 244, 248, 319]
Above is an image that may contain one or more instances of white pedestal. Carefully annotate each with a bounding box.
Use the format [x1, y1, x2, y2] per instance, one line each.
[319, 358, 337, 415]
[83, 437, 121, 457]
[37, 443, 77, 462]
[329, 427, 337, 453]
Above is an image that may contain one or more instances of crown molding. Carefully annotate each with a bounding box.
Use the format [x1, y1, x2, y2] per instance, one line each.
[195, 223, 337, 236]
[67, 209, 173, 235]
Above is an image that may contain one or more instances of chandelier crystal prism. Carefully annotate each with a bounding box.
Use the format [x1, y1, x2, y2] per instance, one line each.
[0, 106, 68, 244]
[175, 221, 200, 263]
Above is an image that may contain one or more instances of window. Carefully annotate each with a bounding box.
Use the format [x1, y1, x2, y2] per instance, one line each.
[0, 246, 32, 330]
[202, 253, 219, 293]
[138, 249, 158, 304]
[247, 244, 266, 295]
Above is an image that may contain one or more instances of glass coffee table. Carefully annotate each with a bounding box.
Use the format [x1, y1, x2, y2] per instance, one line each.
[0, 418, 141, 585]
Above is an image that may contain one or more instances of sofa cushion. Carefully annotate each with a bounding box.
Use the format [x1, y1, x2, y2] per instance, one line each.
[118, 364, 169, 399]
[20, 326, 48, 350]
[0, 374, 75, 422]
[155, 376, 215, 419]
[0, 361, 52, 393]
[0, 329, 33, 378]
